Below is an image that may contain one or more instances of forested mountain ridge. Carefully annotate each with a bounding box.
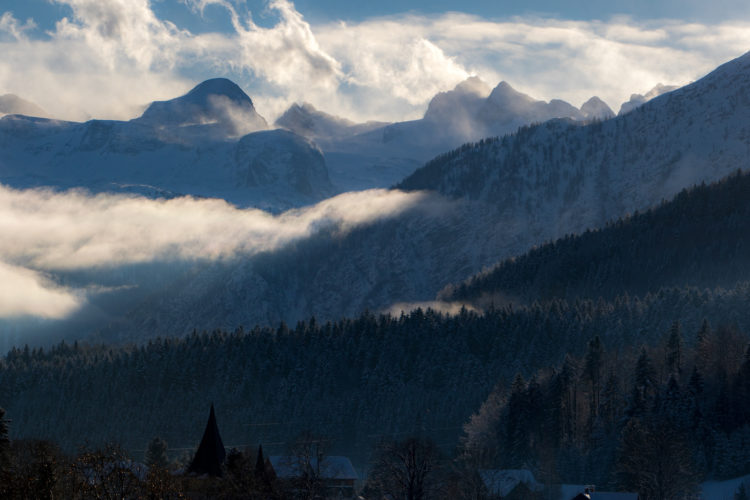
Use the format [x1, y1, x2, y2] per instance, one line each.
[442, 170, 750, 304]
[87, 198, 510, 343]
[5, 282, 750, 468]
[398, 51, 750, 244]
[7, 159, 750, 485]
[462, 320, 750, 494]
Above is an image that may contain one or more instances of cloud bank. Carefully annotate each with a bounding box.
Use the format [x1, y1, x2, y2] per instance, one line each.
[0, 184, 428, 319]
[0, 1, 748, 122]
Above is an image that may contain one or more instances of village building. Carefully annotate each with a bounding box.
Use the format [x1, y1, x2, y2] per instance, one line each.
[187, 403, 226, 477]
[479, 469, 544, 499]
[269, 454, 358, 498]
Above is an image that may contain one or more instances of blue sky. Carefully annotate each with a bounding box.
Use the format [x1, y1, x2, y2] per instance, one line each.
[1, 0, 749, 122]
[7, 0, 750, 29]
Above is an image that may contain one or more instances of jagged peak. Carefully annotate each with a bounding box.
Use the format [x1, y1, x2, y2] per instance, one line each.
[182, 78, 255, 107]
[580, 96, 614, 120]
[454, 76, 491, 96]
[487, 81, 537, 105]
[137, 78, 267, 136]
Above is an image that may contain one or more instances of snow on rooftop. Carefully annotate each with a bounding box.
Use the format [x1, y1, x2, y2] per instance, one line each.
[480, 469, 543, 496]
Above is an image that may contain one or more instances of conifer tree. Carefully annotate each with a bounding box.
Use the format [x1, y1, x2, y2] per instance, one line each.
[584, 336, 604, 424]
[0, 408, 9, 472]
[666, 320, 683, 378]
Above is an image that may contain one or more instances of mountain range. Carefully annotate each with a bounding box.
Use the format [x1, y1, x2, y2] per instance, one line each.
[5, 46, 750, 487]
[1, 52, 750, 346]
[1, 75, 647, 205]
[117, 50, 750, 343]
[277, 77, 618, 191]
[0, 79, 332, 211]
[399, 51, 750, 245]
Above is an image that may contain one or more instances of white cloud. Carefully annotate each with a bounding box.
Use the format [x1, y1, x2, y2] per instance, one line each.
[0, 184, 430, 319]
[0, 261, 81, 319]
[0, 12, 37, 42]
[0, 1, 748, 124]
[317, 13, 750, 114]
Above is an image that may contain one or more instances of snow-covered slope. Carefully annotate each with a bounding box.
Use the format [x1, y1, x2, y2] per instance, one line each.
[0, 81, 333, 210]
[399, 50, 750, 248]
[0, 94, 47, 118]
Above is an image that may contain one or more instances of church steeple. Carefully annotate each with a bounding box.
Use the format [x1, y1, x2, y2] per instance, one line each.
[187, 403, 226, 476]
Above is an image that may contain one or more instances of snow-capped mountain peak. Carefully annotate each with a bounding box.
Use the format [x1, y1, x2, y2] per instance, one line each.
[580, 96, 615, 120]
[423, 77, 490, 123]
[486, 81, 537, 109]
[453, 76, 492, 96]
[137, 78, 268, 137]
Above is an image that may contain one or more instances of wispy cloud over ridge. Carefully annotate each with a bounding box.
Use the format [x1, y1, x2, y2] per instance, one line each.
[0, 1, 748, 122]
[0, 184, 429, 319]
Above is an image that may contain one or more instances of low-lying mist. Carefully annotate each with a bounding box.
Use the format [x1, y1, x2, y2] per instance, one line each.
[0, 184, 432, 330]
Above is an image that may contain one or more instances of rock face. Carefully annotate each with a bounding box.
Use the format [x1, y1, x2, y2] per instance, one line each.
[0, 80, 333, 211]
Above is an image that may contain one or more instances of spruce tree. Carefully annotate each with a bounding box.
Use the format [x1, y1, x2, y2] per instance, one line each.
[584, 336, 604, 424]
[666, 320, 683, 377]
[0, 408, 9, 470]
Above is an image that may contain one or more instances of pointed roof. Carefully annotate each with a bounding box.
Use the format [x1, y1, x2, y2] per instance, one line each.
[187, 404, 226, 477]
